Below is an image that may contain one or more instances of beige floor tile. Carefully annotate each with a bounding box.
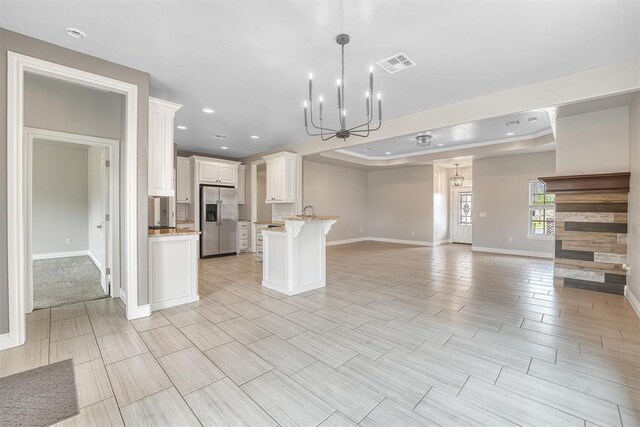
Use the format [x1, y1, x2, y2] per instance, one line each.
[254, 298, 300, 316]
[130, 311, 171, 333]
[158, 346, 225, 395]
[285, 310, 338, 334]
[323, 326, 394, 359]
[180, 320, 234, 351]
[120, 387, 200, 426]
[97, 329, 149, 365]
[318, 411, 359, 427]
[74, 359, 114, 408]
[205, 341, 273, 385]
[26, 318, 50, 342]
[247, 335, 315, 375]
[140, 324, 192, 357]
[26, 308, 50, 323]
[50, 316, 93, 342]
[185, 377, 277, 426]
[161, 305, 207, 328]
[85, 298, 122, 318]
[252, 313, 307, 340]
[360, 398, 437, 427]
[217, 316, 271, 345]
[89, 312, 133, 338]
[51, 302, 87, 322]
[106, 352, 172, 407]
[226, 300, 271, 320]
[54, 397, 124, 427]
[288, 331, 357, 368]
[0, 338, 49, 377]
[241, 370, 334, 427]
[50, 333, 101, 365]
[292, 361, 385, 422]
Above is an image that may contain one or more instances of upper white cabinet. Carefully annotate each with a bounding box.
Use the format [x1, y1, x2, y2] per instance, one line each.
[263, 152, 300, 203]
[237, 165, 246, 204]
[176, 156, 191, 203]
[197, 161, 237, 186]
[148, 97, 182, 197]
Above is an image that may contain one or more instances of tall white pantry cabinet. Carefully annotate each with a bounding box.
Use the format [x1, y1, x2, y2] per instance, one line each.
[148, 97, 182, 197]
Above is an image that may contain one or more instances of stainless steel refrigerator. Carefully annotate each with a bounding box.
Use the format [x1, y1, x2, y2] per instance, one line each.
[200, 185, 238, 257]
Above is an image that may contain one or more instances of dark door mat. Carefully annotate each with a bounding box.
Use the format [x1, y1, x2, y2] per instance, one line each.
[0, 359, 79, 427]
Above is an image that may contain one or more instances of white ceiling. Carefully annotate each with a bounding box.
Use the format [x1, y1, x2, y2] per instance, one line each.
[335, 110, 552, 160]
[1, 0, 638, 158]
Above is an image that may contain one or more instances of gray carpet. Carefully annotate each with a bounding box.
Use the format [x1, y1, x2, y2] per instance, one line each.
[33, 256, 107, 309]
[0, 359, 79, 427]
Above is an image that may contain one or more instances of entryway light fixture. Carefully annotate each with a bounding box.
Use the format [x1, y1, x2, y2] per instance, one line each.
[450, 164, 465, 187]
[303, 34, 383, 141]
[416, 134, 431, 147]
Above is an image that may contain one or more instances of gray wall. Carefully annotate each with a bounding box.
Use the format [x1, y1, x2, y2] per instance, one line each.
[472, 152, 556, 256]
[303, 160, 368, 242]
[32, 140, 89, 254]
[0, 28, 150, 333]
[367, 165, 434, 243]
[25, 74, 123, 139]
[628, 94, 640, 300]
[256, 163, 271, 222]
[556, 107, 630, 175]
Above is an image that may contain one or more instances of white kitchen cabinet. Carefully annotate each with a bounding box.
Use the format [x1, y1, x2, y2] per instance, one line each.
[263, 152, 300, 203]
[148, 232, 199, 310]
[196, 159, 238, 186]
[237, 165, 246, 204]
[238, 220, 250, 252]
[176, 156, 191, 203]
[148, 97, 182, 197]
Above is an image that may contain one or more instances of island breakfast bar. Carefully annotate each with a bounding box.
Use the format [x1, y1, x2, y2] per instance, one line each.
[261, 216, 339, 296]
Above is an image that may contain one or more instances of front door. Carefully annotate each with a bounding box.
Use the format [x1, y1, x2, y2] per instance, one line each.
[452, 186, 473, 244]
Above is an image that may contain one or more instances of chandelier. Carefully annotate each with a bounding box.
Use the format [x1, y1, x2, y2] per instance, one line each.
[303, 34, 382, 141]
[450, 164, 465, 187]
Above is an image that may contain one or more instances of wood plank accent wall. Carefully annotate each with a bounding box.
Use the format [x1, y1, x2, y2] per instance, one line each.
[554, 192, 628, 294]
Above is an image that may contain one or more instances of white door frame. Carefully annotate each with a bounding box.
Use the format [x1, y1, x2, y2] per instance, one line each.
[25, 128, 121, 313]
[4, 51, 141, 351]
[450, 182, 473, 244]
[250, 158, 266, 252]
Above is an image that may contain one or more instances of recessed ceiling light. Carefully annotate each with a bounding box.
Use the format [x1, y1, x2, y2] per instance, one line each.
[385, 151, 392, 155]
[363, 147, 376, 151]
[437, 143, 444, 147]
[65, 27, 86, 39]
[176, 125, 187, 130]
[220, 146, 229, 150]
[506, 132, 516, 136]
[528, 117, 538, 122]
[250, 135, 260, 139]
[202, 107, 215, 114]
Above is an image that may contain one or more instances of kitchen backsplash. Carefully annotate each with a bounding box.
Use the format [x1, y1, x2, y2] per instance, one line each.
[176, 203, 189, 221]
[272, 203, 298, 221]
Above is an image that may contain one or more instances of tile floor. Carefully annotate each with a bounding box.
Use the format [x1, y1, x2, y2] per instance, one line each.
[2, 242, 640, 426]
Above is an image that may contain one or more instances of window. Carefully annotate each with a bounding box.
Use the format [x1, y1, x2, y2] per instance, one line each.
[458, 191, 472, 226]
[528, 180, 555, 237]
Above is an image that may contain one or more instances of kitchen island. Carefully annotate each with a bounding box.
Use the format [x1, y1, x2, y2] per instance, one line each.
[148, 228, 200, 310]
[261, 216, 339, 295]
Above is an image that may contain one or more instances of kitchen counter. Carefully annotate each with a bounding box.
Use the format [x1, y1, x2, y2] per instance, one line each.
[262, 216, 338, 295]
[148, 228, 200, 237]
[254, 221, 284, 225]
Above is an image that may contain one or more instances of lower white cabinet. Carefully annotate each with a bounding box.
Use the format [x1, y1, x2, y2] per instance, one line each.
[148, 233, 199, 310]
[238, 220, 250, 252]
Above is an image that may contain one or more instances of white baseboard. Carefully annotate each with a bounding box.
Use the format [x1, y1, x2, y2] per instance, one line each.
[432, 239, 450, 247]
[87, 250, 103, 272]
[471, 245, 554, 259]
[127, 304, 151, 320]
[368, 237, 435, 247]
[327, 237, 369, 246]
[119, 286, 128, 305]
[624, 286, 640, 320]
[0, 333, 11, 351]
[32, 250, 89, 260]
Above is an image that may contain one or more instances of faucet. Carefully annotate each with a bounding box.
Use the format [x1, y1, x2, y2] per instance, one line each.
[302, 205, 315, 217]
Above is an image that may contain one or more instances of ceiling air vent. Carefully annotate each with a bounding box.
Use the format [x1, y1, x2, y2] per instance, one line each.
[504, 120, 521, 127]
[377, 53, 416, 74]
[212, 134, 228, 139]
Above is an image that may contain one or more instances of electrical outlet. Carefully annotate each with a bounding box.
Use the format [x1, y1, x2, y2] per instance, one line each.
[359, 228, 363, 234]
[65, 238, 71, 244]
[508, 237, 513, 243]
[411, 231, 415, 236]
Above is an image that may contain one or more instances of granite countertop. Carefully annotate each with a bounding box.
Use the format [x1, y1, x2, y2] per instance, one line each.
[255, 221, 285, 225]
[263, 226, 286, 233]
[283, 215, 341, 222]
[148, 228, 201, 237]
[176, 219, 194, 224]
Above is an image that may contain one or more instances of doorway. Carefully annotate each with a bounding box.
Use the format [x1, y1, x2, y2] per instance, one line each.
[26, 128, 120, 311]
[451, 186, 473, 244]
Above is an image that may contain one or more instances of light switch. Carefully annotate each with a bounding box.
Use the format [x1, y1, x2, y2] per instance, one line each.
[479, 212, 488, 218]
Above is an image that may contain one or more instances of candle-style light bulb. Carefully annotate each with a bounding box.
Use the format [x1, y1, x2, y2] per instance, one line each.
[369, 65, 374, 73]
[337, 79, 341, 86]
